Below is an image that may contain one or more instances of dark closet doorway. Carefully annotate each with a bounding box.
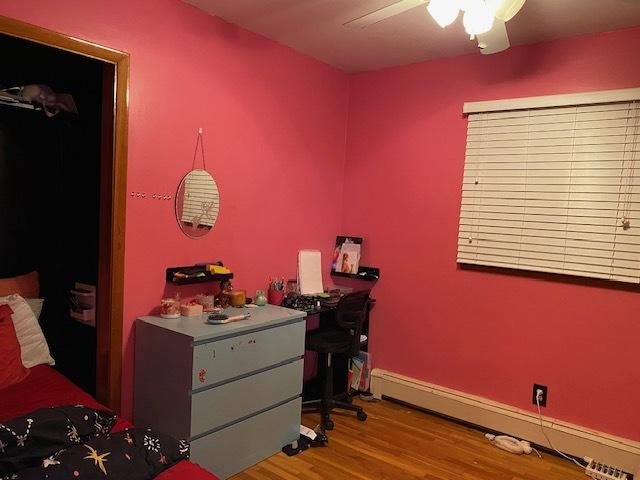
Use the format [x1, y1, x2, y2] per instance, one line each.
[0, 15, 129, 412]
[1, 33, 104, 395]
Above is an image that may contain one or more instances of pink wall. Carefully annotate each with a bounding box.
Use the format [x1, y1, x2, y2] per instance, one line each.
[343, 27, 640, 441]
[3, 0, 639, 442]
[0, 0, 349, 419]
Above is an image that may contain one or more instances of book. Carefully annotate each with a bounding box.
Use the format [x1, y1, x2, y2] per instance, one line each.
[332, 236, 362, 274]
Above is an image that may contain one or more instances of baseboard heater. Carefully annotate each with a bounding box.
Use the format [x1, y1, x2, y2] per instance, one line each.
[370, 369, 640, 478]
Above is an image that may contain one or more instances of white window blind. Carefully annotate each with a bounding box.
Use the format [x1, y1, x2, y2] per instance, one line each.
[458, 93, 640, 283]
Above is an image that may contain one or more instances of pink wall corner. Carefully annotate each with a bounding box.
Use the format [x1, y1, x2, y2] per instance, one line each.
[342, 27, 640, 441]
[0, 0, 350, 419]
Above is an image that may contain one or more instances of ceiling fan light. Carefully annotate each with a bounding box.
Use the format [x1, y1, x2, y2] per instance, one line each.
[427, 0, 460, 28]
[462, 3, 495, 35]
[458, 0, 476, 12]
[484, 0, 505, 14]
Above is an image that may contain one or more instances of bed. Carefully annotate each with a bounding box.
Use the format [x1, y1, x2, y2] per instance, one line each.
[0, 364, 219, 480]
[0, 270, 220, 479]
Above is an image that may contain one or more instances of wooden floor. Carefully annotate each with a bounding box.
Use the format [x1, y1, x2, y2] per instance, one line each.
[232, 399, 585, 480]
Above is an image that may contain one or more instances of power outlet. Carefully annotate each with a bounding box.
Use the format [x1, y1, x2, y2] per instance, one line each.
[532, 384, 548, 407]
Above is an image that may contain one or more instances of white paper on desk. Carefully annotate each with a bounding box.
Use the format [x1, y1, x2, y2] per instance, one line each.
[298, 249, 324, 295]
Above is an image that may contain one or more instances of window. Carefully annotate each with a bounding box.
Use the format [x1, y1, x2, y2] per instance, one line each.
[458, 88, 640, 283]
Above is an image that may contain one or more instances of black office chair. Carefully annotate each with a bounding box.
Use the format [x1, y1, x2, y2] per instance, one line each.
[302, 289, 370, 430]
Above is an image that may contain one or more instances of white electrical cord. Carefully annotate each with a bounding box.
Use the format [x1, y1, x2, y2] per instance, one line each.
[535, 392, 585, 469]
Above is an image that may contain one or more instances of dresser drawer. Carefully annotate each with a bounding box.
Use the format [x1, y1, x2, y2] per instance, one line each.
[192, 320, 305, 389]
[190, 397, 301, 479]
[190, 358, 302, 437]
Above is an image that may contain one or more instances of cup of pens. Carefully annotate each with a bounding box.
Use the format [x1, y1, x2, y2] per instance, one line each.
[268, 277, 285, 306]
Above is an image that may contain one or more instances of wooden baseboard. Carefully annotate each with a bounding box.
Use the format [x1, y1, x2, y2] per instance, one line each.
[371, 369, 640, 477]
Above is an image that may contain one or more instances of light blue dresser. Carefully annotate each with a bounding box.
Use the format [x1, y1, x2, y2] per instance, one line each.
[133, 305, 306, 479]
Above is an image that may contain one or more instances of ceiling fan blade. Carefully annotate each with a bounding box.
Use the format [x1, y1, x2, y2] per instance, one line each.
[344, 0, 428, 28]
[494, 0, 526, 22]
[476, 19, 510, 54]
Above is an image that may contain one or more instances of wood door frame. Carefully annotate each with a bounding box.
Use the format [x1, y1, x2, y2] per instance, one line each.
[0, 15, 129, 412]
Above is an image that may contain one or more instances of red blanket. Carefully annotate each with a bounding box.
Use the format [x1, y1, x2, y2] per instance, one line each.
[0, 365, 217, 480]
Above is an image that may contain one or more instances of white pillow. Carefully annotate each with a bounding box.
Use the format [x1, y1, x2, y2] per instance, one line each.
[0, 294, 55, 368]
[25, 298, 45, 319]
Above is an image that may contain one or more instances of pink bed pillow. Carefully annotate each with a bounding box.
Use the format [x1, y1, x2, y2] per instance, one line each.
[0, 304, 30, 390]
[0, 271, 39, 298]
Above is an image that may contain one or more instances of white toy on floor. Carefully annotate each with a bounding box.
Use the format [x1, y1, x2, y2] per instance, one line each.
[485, 433, 534, 455]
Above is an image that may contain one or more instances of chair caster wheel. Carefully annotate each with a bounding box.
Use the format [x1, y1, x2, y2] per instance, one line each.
[323, 419, 334, 430]
[357, 411, 367, 421]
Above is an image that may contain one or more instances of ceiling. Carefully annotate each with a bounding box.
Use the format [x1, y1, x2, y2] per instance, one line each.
[184, 0, 640, 72]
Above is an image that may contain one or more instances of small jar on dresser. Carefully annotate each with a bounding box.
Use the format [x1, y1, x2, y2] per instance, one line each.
[134, 305, 307, 479]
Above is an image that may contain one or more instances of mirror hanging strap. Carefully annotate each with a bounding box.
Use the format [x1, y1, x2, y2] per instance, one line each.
[192, 127, 206, 170]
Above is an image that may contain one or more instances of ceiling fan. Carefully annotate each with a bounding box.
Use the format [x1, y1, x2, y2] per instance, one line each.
[344, 0, 526, 55]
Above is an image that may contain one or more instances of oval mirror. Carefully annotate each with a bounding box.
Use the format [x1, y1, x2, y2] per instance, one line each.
[175, 169, 220, 238]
